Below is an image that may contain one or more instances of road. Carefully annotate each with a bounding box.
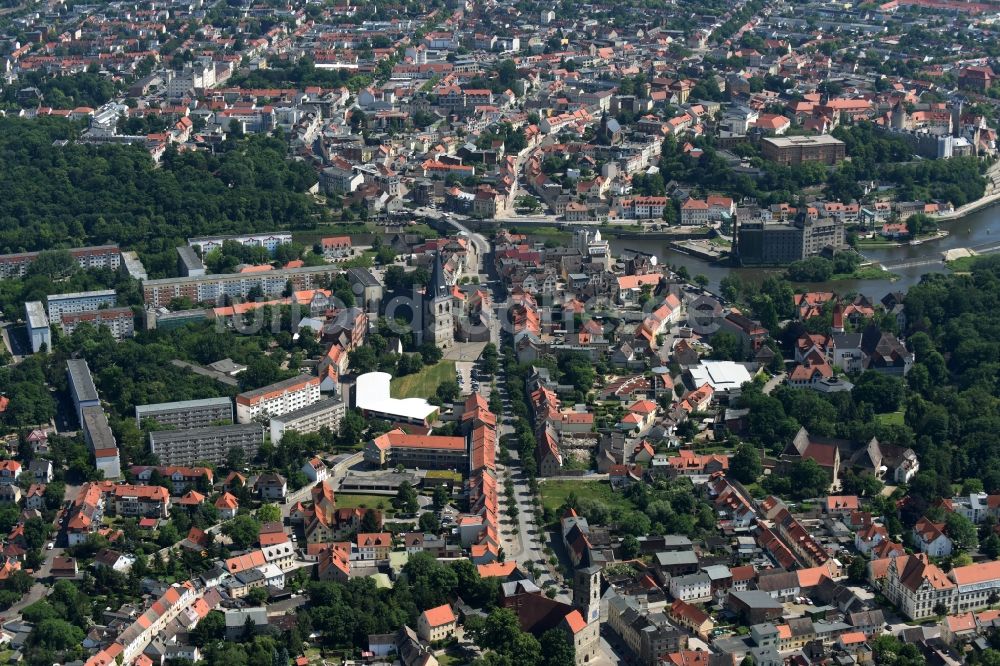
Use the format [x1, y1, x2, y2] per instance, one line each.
[5, 482, 80, 623]
[762, 372, 786, 394]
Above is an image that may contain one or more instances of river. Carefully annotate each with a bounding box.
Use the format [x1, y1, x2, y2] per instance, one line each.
[607, 203, 1000, 300]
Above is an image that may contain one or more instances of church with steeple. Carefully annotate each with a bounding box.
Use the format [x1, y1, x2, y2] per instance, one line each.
[423, 251, 455, 349]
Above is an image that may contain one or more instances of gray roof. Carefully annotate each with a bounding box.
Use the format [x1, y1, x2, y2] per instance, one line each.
[25, 301, 48, 329]
[347, 267, 383, 288]
[47, 288, 116, 302]
[67, 359, 100, 403]
[702, 564, 733, 581]
[671, 572, 711, 586]
[149, 423, 263, 444]
[208, 358, 246, 374]
[142, 264, 334, 287]
[271, 396, 345, 424]
[655, 550, 698, 567]
[224, 607, 267, 627]
[176, 245, 204, 271]
[729, 590, 783, 609]
[136, 397, 232, 418]
[81, 406, 116, 450]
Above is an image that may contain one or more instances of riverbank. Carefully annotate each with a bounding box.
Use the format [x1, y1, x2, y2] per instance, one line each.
[856, 230, 949, 249]
[935, 192, 1000, 222]
[828, 266, 900, 281]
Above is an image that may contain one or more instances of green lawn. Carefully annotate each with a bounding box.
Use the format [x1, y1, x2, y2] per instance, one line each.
[947, 255, 982, 272]
[540, 480, 634, 513]
[391, 360, 456, 399]
[336, 493, 393, 511]
[875, 410, 905, 426]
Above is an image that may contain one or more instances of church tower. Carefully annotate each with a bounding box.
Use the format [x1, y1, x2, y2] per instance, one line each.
[423, 251, 454, 349]
[573, 565, 602, 623]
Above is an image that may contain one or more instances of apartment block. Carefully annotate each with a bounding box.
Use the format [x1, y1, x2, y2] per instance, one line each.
[112, 484, 171, 518]
[142, 265, 340, 307]
[47, 289, 117, 324]
[67, 358, 101, 424]
[81, 405, 121, 479]
[149, 423, 265, 466]
[761, 135, 846, 166]
[0, 244, 121, 279]
[59, 306, 135, 340]
[135, 397, 233, 429]
[25, 300, 50, 353]
[269, 396, 346, 444]
[235, 374, 321, 424]
[187, 232, 292, 255]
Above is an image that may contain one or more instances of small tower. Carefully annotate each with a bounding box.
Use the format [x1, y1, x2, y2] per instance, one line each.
[573, 565, 602, 623]
[423, 251, 454, 349]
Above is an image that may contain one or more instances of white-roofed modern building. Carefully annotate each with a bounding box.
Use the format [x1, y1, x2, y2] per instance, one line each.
[685, 360, 755, 395]
[354, 372, 439, 426]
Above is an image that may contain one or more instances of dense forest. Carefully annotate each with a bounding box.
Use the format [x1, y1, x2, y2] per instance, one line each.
[0, 117, 324, 277]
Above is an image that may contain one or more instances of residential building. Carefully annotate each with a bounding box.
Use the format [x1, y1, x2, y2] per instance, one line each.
[130, 466, 214, 494]
[255, 473, 287, 500]
[149, 423, 265, 466]
[913, 517, 952, 557]
[47, 289, 117, 324]
[0, 244, 121, 279]
[669, 572, 713, 602]
[187, 232, 292, 255]
[608, 595, 686, 666]
[354, 532, 393, 563]
[142, 265, 340, 307]
[235, 375, 321, 423]
[81, 406, 121, 479]
[135, 397, 233, 429]
[269, 396, 345, 444]
[417, 604, 457, 642]
[0, 461, 21, 485]
[112, 485, 171, 518]
[59, 306, 135, 340]
[25, 301, 50, 353]
[215, 492, 239, 520]
[301, 457, 328, 484]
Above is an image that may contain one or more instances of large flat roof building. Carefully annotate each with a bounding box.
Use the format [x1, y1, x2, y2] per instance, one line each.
[761, 135, 846, 166]
[135, 397, 233, 429]
[67, 358, 100, 424]
[142, 265, 340, 307]
[81, 405, 121, 479]
[737, 214, 846, 265]
[187, 232, 292, 255]
[269, 396, 346, 443]
[149, 423, 265, 466]
[354, 372, 439, 426]
[59, 306, 135, 340]
[47, 289, 117, 324]
[25, 300, 50, 354]
[0, 244, 121, 279]
[235, 374, 321, 424]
